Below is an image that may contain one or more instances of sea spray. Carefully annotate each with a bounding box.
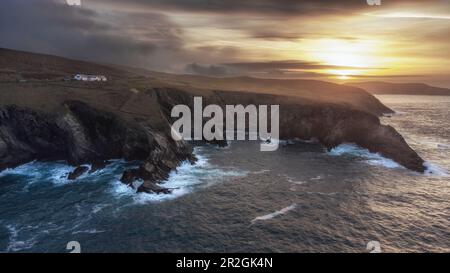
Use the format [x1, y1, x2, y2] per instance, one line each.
[111, 147, 248, 204]
[328, 143, 402, 169]
[424, 162, 449, 177]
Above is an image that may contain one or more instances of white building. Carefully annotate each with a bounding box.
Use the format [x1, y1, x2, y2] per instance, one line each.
[73, 74, 107, 81]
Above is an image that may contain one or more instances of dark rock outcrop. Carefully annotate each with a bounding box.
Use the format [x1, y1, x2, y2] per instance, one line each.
[137, 180, 173, 194]
[89, 160, 108, 173]
[120, 168, 141, 186]
[277, 103, 425, 172]
[68, 166, 89, 180]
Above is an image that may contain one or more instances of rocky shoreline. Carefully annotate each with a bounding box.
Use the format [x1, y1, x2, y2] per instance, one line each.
[0, 90, 425, 196]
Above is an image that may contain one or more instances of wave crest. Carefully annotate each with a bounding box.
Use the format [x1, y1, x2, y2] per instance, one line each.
[328, 143, 402, 169]
[251, 204, 297, 223]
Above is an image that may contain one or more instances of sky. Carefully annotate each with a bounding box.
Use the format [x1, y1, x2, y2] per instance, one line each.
[1, 0, 449, 87]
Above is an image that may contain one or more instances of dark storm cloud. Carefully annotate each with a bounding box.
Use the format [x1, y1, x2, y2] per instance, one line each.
[221, 60, 364, 71]
[1, 0, 447, 80]
[91, 0, 427, 16]
[0, 0, 184, 69]
[183, 61, 336, 78]
[249, 31, 303, 40]
[183, 60, 367, 78]
[184, 63, 231, 77]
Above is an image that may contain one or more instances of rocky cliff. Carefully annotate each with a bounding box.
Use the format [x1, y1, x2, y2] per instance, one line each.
[0, 101, 195, 193]
[155, 89, 425, 173]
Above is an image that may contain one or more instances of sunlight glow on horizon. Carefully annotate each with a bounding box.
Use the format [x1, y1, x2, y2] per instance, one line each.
[364, 12, 450, 20]
[164, 3, 449, 85]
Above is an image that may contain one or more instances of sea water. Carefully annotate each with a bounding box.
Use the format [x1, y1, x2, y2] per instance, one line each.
[0, 95, 449, 252]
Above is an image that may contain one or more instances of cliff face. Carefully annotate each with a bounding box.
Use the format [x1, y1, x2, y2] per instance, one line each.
[278, 104, 425, 172]
[0, 105, 69, 169]
[155, 89, 425, 172]
[0, 101, 195, 192]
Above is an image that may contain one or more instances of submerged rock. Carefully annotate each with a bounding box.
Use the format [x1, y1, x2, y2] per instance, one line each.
[68, 165, 89, 180]
[89, 160, 108, 174]
[120, 168, 140, 186]
[137, 180, 172, 194]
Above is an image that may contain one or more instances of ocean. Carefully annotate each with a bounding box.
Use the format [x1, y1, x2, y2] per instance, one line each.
[0, 95, 449, 253]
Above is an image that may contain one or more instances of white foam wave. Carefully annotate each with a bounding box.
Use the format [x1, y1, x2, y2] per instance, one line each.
[310, 175, 322, 180]
[5, 224, 37, 252]
[283, 175, 305, 185]
[91, 204, 109, 214]
[424, 162, 448, 177]
[383, 111, 406, 117]
[0, 161, 73, 185]
[328, 143, 402, 169]
[111, 147, 248, 204]
[0, 159, 136, 188]
[72, 229, 106, 235]
[251, 204, 297, 223]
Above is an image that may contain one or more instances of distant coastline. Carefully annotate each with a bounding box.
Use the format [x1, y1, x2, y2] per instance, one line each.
[346, 81, 450, 96]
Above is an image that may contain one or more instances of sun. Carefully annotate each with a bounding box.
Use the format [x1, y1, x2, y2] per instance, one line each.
[327, 69, 362, 81]
[310, 39, 378, 67]
[303, 38, 382, 78]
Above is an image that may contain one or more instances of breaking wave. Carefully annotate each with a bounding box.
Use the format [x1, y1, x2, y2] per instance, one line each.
[111, 147, 248, 204]
[283, 175, 306, 185]
[424, 162, 448, 177]
[0, 159, 135, 188]
[0, 161, 73, 186]
[4, 224, 37, 252]
[328, 143, 402, 169]
[251, 204, 297, 223]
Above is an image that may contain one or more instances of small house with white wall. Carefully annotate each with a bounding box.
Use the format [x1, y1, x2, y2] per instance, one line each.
[73, 74, 107, 82]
